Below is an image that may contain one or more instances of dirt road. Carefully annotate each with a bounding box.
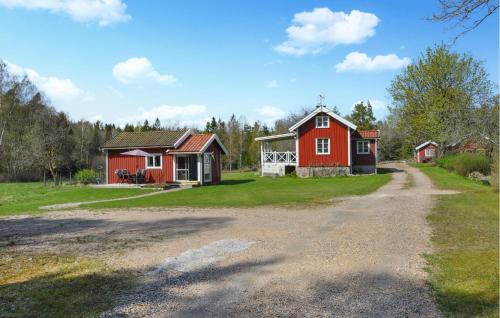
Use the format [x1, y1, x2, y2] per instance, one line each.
[1, 163, 453, 317]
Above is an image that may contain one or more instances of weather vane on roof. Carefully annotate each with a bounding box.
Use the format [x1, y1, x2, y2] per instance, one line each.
[318, 94, 325, 112]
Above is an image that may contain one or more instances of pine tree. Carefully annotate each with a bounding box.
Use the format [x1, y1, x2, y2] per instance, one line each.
[153, 118, 161, 131]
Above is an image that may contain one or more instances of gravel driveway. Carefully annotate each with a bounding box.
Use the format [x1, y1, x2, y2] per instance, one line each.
[1, 162, 453, 317]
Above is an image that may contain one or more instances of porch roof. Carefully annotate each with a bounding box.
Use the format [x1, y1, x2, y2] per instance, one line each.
[255, 132, 296, 142]
[169, 133, 229, 154]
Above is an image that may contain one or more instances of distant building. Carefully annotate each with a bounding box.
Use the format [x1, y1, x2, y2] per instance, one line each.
[415, 141, 438, 163]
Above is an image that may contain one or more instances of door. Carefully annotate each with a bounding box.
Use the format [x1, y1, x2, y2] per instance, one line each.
[203, 153, 212, 183]
[176, 155, 190, 181]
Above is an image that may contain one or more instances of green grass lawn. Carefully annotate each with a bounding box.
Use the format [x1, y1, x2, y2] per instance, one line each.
[0, 183, 155, 217]
[415, 164, 499, 317]
[0, 252, 134, 318]
[84, 171, 391, 209]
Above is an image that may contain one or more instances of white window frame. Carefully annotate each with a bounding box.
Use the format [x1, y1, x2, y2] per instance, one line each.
[316, 138, 330, 155]
[203, 153, 212, 183]
[425, 148, 435, 157]
[315, 115, 329, 128]
[357, 141, 370, 154]
[145, 153, 162, 169]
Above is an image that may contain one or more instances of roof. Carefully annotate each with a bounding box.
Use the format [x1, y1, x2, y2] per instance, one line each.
[415, 140, 438, 150]
[351, 130, 380, 139]
[102, 129, 190, 149]
[255, 132, 296, 142]
[288, 106, 357, 132]
[169, 133, 228, 154]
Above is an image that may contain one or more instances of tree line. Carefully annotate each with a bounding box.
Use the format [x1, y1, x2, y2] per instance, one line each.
[1, 45, 496, 182]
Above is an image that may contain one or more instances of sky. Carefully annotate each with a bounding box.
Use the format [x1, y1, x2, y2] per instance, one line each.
[0, 0, 498, 128]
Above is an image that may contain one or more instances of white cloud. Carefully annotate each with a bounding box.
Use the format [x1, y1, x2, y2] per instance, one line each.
[5, 61, 84, 102]
[113, 57, 177, 85]
[274, 7, 380, 56]
[89, 114, 103, 122]
[118, 104, 207, 125]
[0, 0, 130, 26]
[266, 80, 278, 88]
[335, 52, 410, 72]
[257, 106, 286, 125]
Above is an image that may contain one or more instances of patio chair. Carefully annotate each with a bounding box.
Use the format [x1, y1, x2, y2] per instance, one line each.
[122, 169, 129, 183]
[136, 169, 146, 184]
[115, 169, 123, 183]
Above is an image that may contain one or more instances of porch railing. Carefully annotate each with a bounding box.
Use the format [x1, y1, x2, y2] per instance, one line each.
[262, 151, 297, 165]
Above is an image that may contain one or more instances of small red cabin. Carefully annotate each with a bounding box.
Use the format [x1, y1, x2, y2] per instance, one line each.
[102, 129, 228, 185]
[415, 141, 438, 163]
[255, 106, 380, 176]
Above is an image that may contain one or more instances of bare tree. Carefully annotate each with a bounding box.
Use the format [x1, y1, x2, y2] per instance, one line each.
[430, 0, 499, 42]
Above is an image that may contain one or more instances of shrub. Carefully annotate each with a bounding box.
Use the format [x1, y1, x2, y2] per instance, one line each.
[437, 153, 490, 177]
[75, 169, 98, 185]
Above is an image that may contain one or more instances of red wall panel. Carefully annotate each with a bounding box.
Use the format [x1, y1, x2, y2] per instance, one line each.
[107, 147, 173, 184]
[417, 144, 437, 163]
[298, 114, 349, 167]
[352, 140, 376, 165]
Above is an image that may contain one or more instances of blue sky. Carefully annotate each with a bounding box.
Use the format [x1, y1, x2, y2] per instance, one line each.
[0, 0, 498, 127]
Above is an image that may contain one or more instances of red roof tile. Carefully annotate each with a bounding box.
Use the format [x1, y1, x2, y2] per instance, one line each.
[352, 130, 380, 139]
[174, 134, 213, 152]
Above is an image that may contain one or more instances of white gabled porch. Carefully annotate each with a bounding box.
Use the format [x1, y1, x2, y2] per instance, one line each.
[255, 132, 297, 176]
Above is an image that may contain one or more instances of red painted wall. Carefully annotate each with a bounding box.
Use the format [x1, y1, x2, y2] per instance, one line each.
[417, 144, 438, 163]
[352, 140, 376, 165]
[298, 113, 349, 167]
[107, 147, 173, 184]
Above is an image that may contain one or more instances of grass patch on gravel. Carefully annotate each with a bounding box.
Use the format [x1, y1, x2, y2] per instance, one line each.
[0, 252, 134, 318]
[416, 164, 499, 317]
[83, 171, 391, 209]
[0, 183, 155, 217]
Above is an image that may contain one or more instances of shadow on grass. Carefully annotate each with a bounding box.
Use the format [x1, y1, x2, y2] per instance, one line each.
[220, 179, 255, 186]
[0, 216, 235, 254]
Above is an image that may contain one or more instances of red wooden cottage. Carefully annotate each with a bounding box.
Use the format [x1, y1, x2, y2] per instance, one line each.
[255, 106, 380, 176]
[414, 141, 438, 163]
[102, 129, 227, 185]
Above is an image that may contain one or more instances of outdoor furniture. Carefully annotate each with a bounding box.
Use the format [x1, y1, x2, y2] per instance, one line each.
[120, 149, 151, 184]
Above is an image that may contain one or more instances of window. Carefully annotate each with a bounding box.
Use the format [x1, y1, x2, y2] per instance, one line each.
[315, 115, 329, 128]
[145, 154, 162, 168]
[425, 148, 435, 157]
[316, 138, 330, 155]
[357, 141, 370, 154]
[203, 153, 212, 182]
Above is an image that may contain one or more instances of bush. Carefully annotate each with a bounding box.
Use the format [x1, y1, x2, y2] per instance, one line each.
[437, 153, 490, 177]
[75, 169, 98, 185]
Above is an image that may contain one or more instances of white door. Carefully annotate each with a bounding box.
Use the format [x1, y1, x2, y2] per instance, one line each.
[203, 153, 212, 183]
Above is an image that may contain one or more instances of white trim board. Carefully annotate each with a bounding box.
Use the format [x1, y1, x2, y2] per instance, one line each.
[289, 106, 357, 131]
[415, 140, 438, 151]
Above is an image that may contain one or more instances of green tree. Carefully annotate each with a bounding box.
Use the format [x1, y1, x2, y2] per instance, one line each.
[388, 45, 493, 154]
[153, 117, 161, 131]
[350, 101, 377, 130]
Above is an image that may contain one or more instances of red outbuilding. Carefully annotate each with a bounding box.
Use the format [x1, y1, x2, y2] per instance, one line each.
[102, 129, 227, 185]
[415, 141, 438, 163]
[255, 105, 380, 176]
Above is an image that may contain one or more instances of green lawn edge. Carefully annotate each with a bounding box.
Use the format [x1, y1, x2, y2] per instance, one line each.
[83, 171, 392, 210]
[415, 164, 499, 317]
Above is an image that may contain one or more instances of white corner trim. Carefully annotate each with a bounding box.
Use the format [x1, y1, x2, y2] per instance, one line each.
[296, 128, 300, 167]
[289, 106, 357, 132]
[347, 128, 351, 168]
[174, 129, 193, 148]
[105, 150, 109, 184]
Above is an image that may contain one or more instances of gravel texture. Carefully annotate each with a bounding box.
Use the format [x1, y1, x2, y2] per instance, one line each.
[1, 163, 453, 317]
